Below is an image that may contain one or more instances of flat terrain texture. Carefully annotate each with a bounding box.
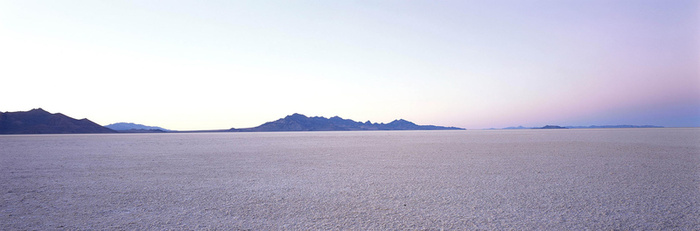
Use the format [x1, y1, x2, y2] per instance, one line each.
[1, 128, 698, 229]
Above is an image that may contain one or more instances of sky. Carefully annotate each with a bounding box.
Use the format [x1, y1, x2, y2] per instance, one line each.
[1, 0, 698, 130]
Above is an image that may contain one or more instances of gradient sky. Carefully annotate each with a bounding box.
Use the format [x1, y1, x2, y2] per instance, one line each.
[2, 0, 698, 130]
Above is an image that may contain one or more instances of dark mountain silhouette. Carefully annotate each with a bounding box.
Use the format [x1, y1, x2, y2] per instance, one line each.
[106, 122, 170, 132]
[230, 113, 464, 132]
[0, 108, 116, 134]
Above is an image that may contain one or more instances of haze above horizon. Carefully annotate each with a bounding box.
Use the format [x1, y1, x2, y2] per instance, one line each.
[2, 1, 698, 130]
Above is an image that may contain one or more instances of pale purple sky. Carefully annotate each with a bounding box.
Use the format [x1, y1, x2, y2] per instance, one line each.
[1, 0, 698, 130]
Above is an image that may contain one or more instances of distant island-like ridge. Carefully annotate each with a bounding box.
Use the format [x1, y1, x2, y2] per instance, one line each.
[105, 122, 171, 133]
[538, 125, 567, 129]
[231, 113, 465, 132]
[0, 108, 116, 134]
[503, 125, 663, 129]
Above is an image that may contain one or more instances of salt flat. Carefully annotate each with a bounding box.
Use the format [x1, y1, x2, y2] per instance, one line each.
[1, 128, 698, 229]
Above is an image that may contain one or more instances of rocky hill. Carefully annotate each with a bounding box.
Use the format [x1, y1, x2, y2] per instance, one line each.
[0, 108, 116, 134]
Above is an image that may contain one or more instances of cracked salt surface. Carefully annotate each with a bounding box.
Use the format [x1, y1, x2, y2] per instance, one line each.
[1, 128, 698, 229]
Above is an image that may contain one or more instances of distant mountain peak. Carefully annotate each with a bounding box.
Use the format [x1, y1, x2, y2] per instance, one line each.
[231, 113, 464, 132]
[389, 119, 412, 124]
[286, 113, 308, 119]
[28, 108, 48, 113]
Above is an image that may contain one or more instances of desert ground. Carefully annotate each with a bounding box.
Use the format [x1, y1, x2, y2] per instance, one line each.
[1, 128, 698, 229]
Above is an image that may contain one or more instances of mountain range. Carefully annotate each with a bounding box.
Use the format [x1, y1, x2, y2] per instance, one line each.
[231, 113, 465, 132]
[1, 109, 668, 134]
[0, 108, 116, 134]
[0, 109, 464, 134]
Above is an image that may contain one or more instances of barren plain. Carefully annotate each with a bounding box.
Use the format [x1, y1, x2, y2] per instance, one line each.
[1, 128, 698, 229]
